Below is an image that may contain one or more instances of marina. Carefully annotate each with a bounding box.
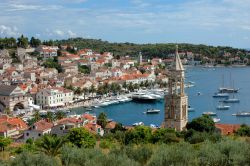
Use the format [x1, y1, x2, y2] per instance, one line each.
[69, 67, 250, 126]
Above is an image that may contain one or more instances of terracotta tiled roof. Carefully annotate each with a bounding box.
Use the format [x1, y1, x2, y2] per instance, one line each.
[33, 120, 53, 131]
[215, 123, 241, 135]
[56, 118, 82, 125]
[0, 115, 28, 132]
[82, 114, 95, 121]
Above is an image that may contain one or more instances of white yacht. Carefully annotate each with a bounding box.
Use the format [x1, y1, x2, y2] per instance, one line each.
[232, 112, 250, 117]
[212, 118, 221, 123]
[132, 93, 157, 102]
[202, 112, 217, 116]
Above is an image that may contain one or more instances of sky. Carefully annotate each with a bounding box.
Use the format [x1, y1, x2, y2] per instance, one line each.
[0, 0, 250, 48]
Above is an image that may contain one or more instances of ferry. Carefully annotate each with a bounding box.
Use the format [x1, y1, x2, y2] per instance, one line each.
[213, 93, 229, 98]
[232, 112, 250, 117]
[144, 109, 160, 114]
[202, 112, 217, 116]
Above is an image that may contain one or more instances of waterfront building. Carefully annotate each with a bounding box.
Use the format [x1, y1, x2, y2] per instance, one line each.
[163, 45, 188, 131]
[0, 85, 29, 112]
[36, 87, 73, 108]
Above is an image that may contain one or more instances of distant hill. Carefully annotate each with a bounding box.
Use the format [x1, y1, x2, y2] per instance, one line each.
[54, 38, 248, 59]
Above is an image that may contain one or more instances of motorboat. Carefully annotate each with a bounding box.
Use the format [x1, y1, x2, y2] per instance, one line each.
[216, 105, 230, 110]
[213, 93, 229, 98]
[232, 112, 250, 117]
[202, 112, 217, 116]
[150, 124, 159, 128]
[197, 92, 201, 96]
[223, 98, 240, 103]
[132, 122, 144, 126]
[212, 118, 221, 123]
[188, 106, 195, 112]
[144, 109, 160, 114]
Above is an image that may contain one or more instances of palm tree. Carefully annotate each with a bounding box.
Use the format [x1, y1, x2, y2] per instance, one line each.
[36, 135, 66, 156]
[55, 111, 66, 120]
[82, 88, 88, 100]
[122, 82, 127, 92]
[33, 111, 41, 122]
[46, 112, 54, 122]
[89, 85, 96, 97]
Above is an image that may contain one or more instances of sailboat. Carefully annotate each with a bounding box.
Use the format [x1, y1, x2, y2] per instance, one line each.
[223, 81, 240, 103]
[216, 101, 230, 110]
[218, 73, 239, 93]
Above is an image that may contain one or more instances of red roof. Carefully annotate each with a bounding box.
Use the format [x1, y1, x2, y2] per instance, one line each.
[82, 114, 95, 121]
[56, 118, 82, 125]
[0, 115, 28, 132]
[215, 123, 241, 135]
[33, 120, 53, 131]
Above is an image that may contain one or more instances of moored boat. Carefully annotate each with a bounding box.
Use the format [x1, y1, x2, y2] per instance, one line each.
[144, 109, 160, 114]
[223, 98, 240, 103]
[132, 93, 157, 102]
[202, 112, 217, 116]
[218, 87, 239, 93]
[232, 112, 250, 117]
[213, 93, 229, 98]
[212, 118, 221, 123]
[132, 122, 144, 126]
[188, 106, 195, 112]
[216, 105, 230, 110]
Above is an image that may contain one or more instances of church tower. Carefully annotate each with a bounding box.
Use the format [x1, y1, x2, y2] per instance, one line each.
[138, 52, 142, 65]
[163, 45, 188, 131]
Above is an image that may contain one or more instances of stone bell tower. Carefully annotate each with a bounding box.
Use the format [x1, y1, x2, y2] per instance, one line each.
[163, 45, 188, 131]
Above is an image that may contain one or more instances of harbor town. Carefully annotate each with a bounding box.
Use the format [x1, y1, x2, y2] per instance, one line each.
[0, 38, 250, 141]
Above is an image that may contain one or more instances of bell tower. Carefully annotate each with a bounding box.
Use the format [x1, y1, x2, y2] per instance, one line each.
[163, 45, 188, 131]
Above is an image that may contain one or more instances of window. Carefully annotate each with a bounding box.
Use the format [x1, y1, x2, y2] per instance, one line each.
[26, 133, 29, 136]
[38, 133, 41, 137]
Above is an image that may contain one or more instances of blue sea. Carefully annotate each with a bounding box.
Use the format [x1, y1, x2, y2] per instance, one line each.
[71, 67, 250, 126]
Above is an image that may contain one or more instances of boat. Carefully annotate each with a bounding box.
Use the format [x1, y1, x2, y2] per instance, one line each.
[218, 73, 239, 93]
[213, 93, 229, 98]
[218, 87, 239, 93]
[223, 98, 240, 103]
[217, 105, 230, 110]
[144, 109, 160, 114]
[212, 118, 221, 123]
[232, 112, 250, 117]
[132, 122, 144, 126]
[188, 106, 195, 112]
[150, 124, 159, 128]
[202, 112, 217, 116]
[132, 93, 157, 102]
[197, 92, 201, 96]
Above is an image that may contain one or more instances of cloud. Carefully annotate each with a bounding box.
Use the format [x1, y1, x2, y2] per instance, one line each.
[0, 25, 20, 37]
[67, 30, 77, 37]
[54, 30, 64, 36]
[6, 3, 62, 11]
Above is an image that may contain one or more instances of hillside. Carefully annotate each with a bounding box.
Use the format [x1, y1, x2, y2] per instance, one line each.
[54, 38, 248, 59]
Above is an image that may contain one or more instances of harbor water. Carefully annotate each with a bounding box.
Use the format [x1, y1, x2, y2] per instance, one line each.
[71, 67, 250, 126]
